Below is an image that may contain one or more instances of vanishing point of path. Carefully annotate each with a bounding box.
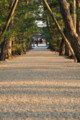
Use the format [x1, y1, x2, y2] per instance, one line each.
[0, 46, 80, 120]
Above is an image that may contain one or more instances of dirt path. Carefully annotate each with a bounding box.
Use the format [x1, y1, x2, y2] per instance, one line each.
[0, 46, 80, 120]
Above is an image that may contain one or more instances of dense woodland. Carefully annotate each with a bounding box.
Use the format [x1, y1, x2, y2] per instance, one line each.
[0, 0, 80, 62]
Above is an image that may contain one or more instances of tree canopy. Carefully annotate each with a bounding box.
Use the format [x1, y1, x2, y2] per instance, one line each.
[0, 0, 80, 62]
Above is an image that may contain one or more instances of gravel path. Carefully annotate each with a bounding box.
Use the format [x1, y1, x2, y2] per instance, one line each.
[0, 46, 80, 120]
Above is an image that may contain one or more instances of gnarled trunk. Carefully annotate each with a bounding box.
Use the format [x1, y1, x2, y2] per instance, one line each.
[0, 0, 18, 60]
[43, 0, 76, 61]
[58, 0, 80, 62]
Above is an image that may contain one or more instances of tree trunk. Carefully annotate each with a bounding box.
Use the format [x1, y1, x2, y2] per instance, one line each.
[0, 0, 18, 60]
[59, 28, 71, 56]
[64, 29, 72, 56]
[2, 0, 19, 34]
[0, 39, 8, 60]
[46, 15, 51, 37]
[77, 0, 80, 36]
[77, 19, 80, 36]
[58, 0, 80, 62]
[73, 0, 77, 31]
[27, 0, 29, 5]
[59, 38, 65, 55]
[8, 0, 15, 59]
[8, 37, 12, 59]
[46, 15, 53, 48]
[43, 0, 76, 61]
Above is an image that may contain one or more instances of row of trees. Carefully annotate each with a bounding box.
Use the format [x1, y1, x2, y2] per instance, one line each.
[42, 0, 80, 62]
[0, 0, 80, 62]
[0, 0, 40, 60]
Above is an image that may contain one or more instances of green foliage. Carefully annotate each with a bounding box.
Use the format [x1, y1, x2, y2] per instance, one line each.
[0, 0, 80, 59]
[0, 0, 10, 28]
[42, 0, 64, 51]
[0, 0, 40, 57]
[77, 7, 80, 19]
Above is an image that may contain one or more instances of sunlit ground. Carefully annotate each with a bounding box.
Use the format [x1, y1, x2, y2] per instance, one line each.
[0, 46, 80, 120]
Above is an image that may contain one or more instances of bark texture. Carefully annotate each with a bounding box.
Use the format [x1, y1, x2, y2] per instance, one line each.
[77, 0, 80, 35]
[0, 0, 18, 60]
[73, 0, 77, 31]
[8, 0, 15, 59]
[43, 0, 76, 61]
[2, 0, 18, 34]
[58, 0, 80, 62]
[59, 38, 65, 55]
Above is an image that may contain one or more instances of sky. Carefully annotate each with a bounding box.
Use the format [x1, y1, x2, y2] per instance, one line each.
[35, 0, 47, 28]
[35, 20, 47, 27]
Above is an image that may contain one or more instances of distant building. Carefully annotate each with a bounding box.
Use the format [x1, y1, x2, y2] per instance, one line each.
[32, 34, 46, 45]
